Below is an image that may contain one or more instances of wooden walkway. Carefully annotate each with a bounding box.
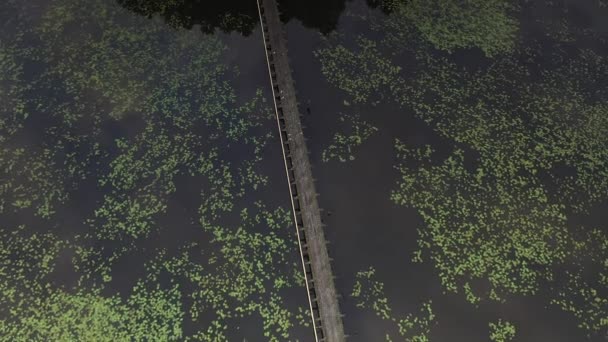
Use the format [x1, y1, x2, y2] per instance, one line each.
[256, 1, 346, 341]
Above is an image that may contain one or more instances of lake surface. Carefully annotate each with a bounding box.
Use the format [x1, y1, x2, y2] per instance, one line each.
[1, 0, 607, 340]
[285, 0, 608, 340]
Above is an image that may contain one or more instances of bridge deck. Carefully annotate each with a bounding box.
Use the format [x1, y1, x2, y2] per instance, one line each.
[256, 1, 346, 341]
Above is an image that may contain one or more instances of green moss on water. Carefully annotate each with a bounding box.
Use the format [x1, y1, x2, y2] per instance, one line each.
[314, 37, 401, 105]
[141, 204, 304, 341]
[322, 112, 378, 163]
[32, 0, 274, 243]
[396, 0, 518, 56]
[394, 50, 608, 333]
[1, 147, 68, 218]
[1, 0, 308, 340]
[0, 225, 184, 341]
[0, 43, 27, 141]
[0, 41, 68, 218]
[352, 267, 435, 341]
[5, 286, 183, 342]
[489, 319, 516, 342]
[316, 3, 608, 337]
[358, 0, 518, 56]
[551, 228, 608, 335]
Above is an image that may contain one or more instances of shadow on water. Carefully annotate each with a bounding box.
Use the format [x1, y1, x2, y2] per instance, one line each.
[116, 0, 356, 35]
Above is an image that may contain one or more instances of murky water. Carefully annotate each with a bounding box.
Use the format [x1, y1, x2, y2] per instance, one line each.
[2, 0, 607, 340]
[285, 0, 608, 340]
[1, 0, 312, 340]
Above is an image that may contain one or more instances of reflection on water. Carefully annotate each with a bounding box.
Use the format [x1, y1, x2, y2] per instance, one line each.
[116, 0, 356, 35]
[287, 0, 608, 340]
[0, 0, 312, 340]
[2, 0, 608, 340]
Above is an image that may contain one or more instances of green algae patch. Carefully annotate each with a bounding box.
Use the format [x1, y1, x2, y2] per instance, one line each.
[0, 225, 184, 341]
[316, 3, 608, 337]
[551, 228, 608, 336]
[392, 144, 570, 301]
[142, 204, 304, 341]
[1, 0, 309, 340]
[6, 286, 183, 342]
[0, 41, 68, 219]
[322, 112, 378, 163]
[489, 319, 516, 342]
[393, 50, 608, 334]
[395, 0, 518, 56]
[314, 37, 401, 105]
[352, 267, 435, 341]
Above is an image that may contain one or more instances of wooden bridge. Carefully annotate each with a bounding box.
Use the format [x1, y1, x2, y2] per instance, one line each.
[256, 0, 346, 341]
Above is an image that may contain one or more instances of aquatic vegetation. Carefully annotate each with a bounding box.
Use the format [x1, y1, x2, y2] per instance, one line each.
[0, 225, 184, 341]
[489, 319, 516, 342]
[404, 49, 608, 209]
[392, 144, 570, 301]
[116, 0, 260, 34]
[92, 125, 206, 240]
[530, 0, 608, 44]
[356, 0, 518, 56]
[7, 285, 184, 342]
[388, 50, 608, 305]
[1, 0, 307, 340]
[398, 0, 518, 56]
[144, 204, 305, 341]
[322, 112, 378, 163]
[352, 267, 435, 341]
[316, 2, 608, 337]
[391, 50, 608, 334]
[0, 226, 64, 306]
[0, 43, 27, 141]
[551, 228, 608, 336]
[314, 37, 401, 104]
[0, 39, 69, 218]
[36, 0, 272, 243]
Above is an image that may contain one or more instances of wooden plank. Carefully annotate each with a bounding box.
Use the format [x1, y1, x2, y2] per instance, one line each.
[256, 1, 346, 341]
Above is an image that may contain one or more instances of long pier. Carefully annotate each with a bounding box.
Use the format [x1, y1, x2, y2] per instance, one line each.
[256, 1, 346, 341]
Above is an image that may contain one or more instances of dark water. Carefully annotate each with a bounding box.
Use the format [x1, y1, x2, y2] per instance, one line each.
[115, 0, 357, 35]
[284, 0, 608, 341]
[2, 0, 608, 340]
[1, 0, 313, 340]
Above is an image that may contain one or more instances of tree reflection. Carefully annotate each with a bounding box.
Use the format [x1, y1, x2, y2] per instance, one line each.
[116, 0, 354, 35]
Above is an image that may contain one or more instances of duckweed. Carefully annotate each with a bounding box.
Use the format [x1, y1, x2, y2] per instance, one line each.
[316, 3, 608, 337]
[395, 0, 518, 56]
[489, 319, 516, 342]
[1, 0, 308, 340]
[352, 267, 435, 341]
[322, 112, 378, 163]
